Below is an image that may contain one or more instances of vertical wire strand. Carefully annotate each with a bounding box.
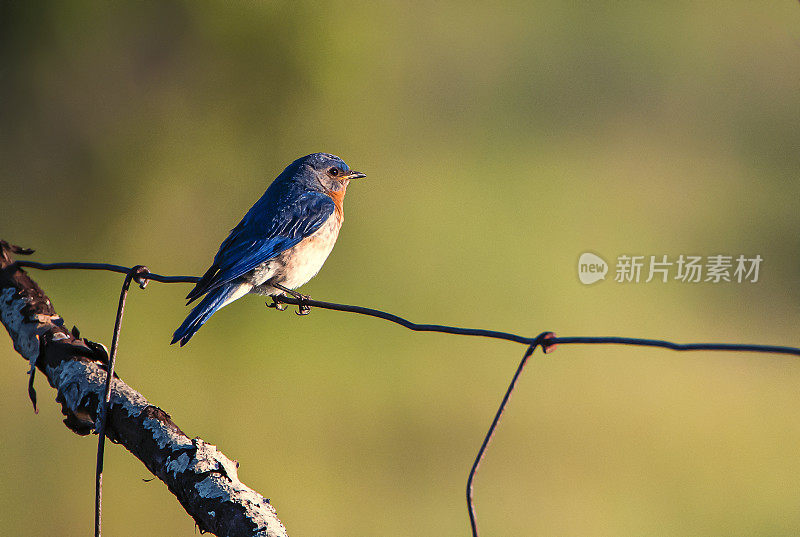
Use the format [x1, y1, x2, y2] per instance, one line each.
[94, 268, 140, 537]
[466, 333, 550, 537]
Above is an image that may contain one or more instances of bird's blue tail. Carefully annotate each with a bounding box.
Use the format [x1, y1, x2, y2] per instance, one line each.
[171, 284, 244, 346]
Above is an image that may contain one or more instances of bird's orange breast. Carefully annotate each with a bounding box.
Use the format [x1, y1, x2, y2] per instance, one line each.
[325, 187, 346, 223]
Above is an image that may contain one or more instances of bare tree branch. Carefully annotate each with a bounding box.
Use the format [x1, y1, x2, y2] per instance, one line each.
[0, 241, 288, 537]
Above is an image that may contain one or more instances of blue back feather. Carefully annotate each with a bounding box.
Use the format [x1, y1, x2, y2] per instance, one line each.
[185, 178, 335, 302]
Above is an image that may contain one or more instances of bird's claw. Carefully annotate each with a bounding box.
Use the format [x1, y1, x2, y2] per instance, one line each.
[267, 297, 287, 311]
[267, 285, 311, 315]
[295, 294, 311, 316]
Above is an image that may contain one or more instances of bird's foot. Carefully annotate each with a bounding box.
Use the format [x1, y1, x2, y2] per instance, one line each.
[295, 293, 311, 316]
[271, 283, 312, 316]
[266, 296, 287, 311]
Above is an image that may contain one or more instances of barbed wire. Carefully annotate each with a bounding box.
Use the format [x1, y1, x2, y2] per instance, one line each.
[13, 256, 800, 537]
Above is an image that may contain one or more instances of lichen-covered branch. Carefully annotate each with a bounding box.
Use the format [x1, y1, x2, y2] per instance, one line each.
[0, 241, 288, 537]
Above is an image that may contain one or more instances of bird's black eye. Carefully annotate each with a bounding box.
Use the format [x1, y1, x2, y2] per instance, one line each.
[328, 167, 340, 177]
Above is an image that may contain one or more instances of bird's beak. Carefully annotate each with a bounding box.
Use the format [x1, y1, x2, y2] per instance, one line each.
[344, 171, 366, 180]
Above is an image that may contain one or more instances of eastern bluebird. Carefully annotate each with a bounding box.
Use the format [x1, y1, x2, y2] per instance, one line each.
[171, 153, 365, 346]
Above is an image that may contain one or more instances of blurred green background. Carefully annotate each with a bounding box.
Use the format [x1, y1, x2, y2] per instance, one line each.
[1, 2, 799, 536]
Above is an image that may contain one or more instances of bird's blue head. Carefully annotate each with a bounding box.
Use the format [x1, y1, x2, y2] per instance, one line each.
[282, 153, 366, 194]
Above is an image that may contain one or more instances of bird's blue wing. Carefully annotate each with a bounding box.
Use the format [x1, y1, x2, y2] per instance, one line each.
[185, 189, 335, 302]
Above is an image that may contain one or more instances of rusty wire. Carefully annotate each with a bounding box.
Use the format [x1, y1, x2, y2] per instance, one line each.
[14, 257, 800, 537]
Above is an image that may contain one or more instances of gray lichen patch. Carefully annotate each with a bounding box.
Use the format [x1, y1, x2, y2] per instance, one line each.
[191, 439, 286, 536]
[0, 287, 60, 362]
[44, 359, 151, 430]
[143, 415, 194, 451]
[191, 439, 239, 476]
[194, 473, 285, 536]
[166, 452, 192, 478]
[195, 474, 235, 501]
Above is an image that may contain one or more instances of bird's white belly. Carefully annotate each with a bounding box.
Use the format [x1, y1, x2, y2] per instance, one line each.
[249, 214, 342, 295]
